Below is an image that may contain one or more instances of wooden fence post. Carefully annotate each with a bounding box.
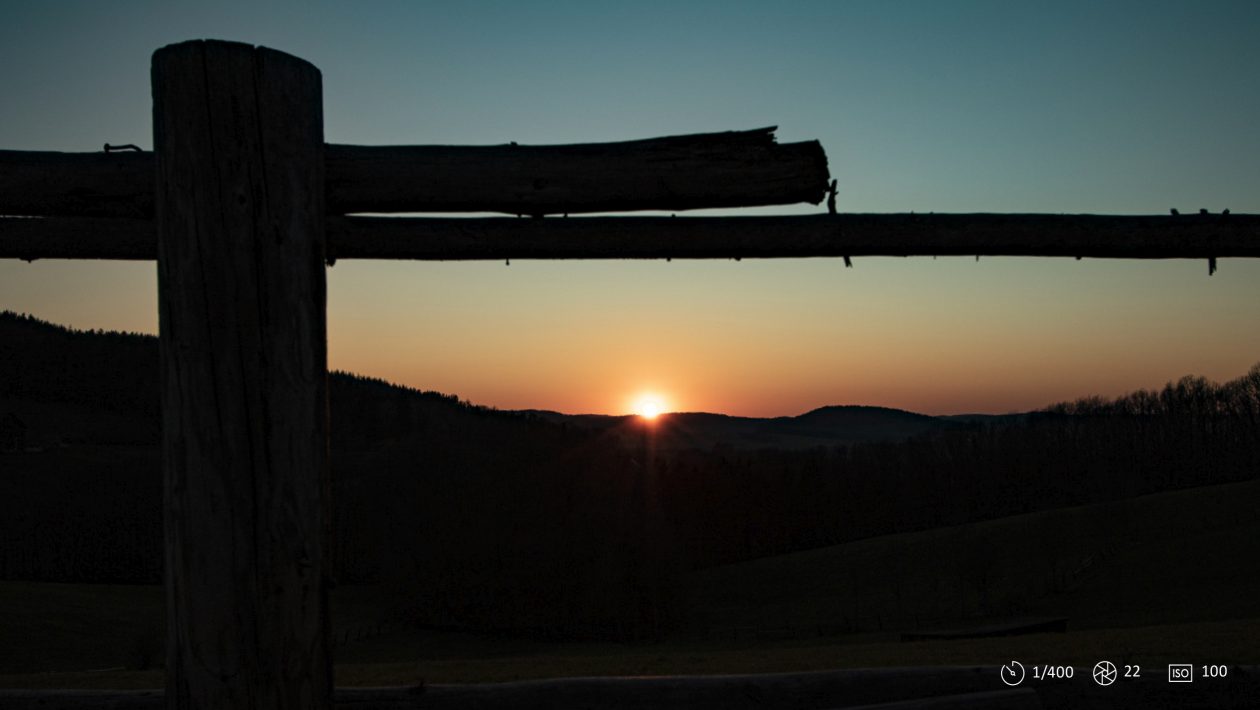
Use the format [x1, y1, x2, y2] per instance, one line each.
[152, 40, 330, 709]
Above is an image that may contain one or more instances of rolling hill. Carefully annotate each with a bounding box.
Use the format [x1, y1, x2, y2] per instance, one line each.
[687, 477, 1260, 639]
[520, 405, 967, 452]
[3, 310, 984, 452]
[3, 309, 1258, 649]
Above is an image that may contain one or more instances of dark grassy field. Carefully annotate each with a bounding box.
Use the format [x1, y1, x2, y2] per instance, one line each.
[1, 478, 1256, 688]
[687, 477, 1260, 636]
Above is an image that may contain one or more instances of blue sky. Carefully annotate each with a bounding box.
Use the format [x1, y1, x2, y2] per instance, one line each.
[3, 1, 1259, 414]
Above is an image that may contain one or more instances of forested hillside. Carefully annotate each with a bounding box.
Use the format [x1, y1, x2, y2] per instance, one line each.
[2, 311, 1258, 639]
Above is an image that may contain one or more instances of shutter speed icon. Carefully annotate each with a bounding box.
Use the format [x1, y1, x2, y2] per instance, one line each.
[1000, 661, 1025, 686]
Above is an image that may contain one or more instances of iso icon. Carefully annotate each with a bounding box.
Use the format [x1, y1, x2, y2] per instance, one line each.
[1169, 664, 1193, 683]
[1093, 661, 1118, 686]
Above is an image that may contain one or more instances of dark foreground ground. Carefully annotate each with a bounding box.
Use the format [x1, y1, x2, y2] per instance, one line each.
[2, 478, 1256, 707]
[3, 666, 1258, 709]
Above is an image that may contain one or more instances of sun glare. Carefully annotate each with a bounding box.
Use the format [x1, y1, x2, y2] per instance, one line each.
[634, 395, 666, 420]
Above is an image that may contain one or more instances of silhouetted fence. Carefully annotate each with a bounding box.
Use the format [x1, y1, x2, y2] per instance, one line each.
[7, 212, 1260, 262]
[1, 36, 1258, 710]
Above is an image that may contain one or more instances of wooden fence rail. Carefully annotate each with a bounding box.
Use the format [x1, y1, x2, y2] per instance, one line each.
[3, 213, 1257, 262]
[0, 127, 829, 218]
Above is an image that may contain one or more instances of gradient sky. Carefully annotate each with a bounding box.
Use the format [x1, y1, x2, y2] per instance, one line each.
[2, 1, 1259, 416]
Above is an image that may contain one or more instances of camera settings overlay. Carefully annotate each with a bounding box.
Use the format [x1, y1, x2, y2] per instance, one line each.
[998, 661, 1234, 688]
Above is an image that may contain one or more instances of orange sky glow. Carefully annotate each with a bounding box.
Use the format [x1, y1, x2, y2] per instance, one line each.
[3, 249, 1260, 418]
[321, 256, 1260, 416]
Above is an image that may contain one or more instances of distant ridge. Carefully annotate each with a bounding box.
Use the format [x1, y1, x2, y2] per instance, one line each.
[517, 403, 968, 451]
[1, 310, 1005, 452]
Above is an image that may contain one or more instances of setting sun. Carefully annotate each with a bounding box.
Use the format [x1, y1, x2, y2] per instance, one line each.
[633, 395, 667, 420]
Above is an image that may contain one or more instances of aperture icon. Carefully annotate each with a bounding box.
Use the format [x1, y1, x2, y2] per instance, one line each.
[1093, 661, 1118, 686]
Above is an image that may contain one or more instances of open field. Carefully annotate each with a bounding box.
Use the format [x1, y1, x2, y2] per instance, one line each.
[688, 478, 1260, 636]
[1, 478, 1257, 688]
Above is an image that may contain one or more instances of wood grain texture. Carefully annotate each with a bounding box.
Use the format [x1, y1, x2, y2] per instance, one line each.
[153, 39, 331, 710]
[0, 150, 154, 217]
[5, 213, 1258, 261]
[0, 128, 829, 217]
[323, 128, 829, 215]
